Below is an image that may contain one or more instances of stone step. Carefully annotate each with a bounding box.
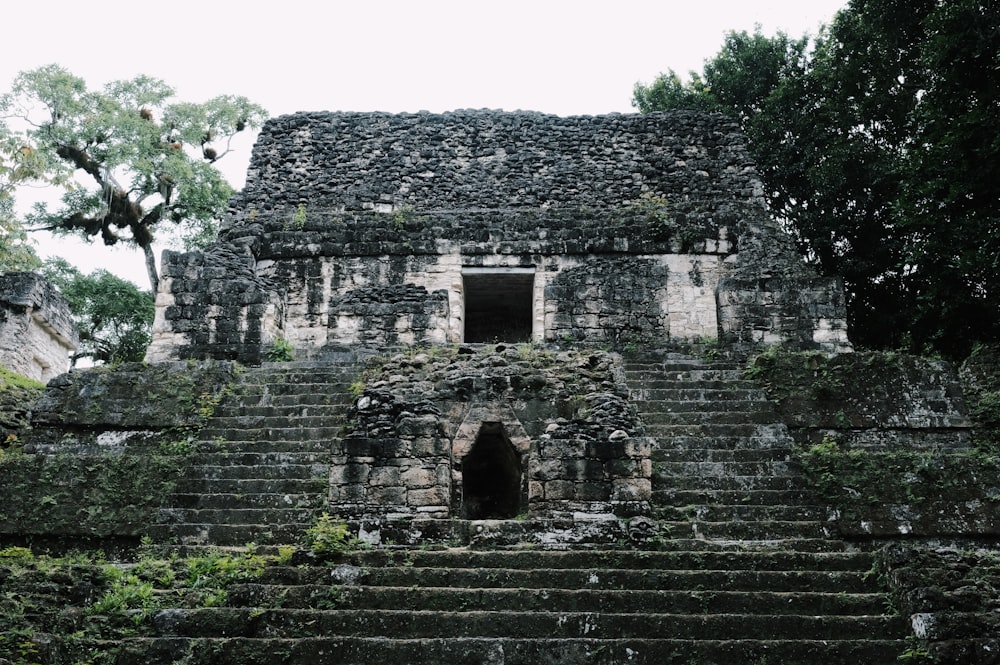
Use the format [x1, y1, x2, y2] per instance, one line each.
[225, 583, 889, 615]
[220, 389, 353, 404]
[181, 463, 328, 480]
[656, 519, 832, 542]
[638, 410, 781, 426]
[168, 493, 326, 510]
[231, 378, 355, 391]
[171, 477, 327, 495]
[261, 564, 869, 593]
[150, 608, 906, 641]
[656, 488, 821, 507]
[155, 507, 323, 526]
[652, 447, 793, 463]
[637, 401, 777, 415]
[185, 451, 330, 466]
[318, 548, 875, 571]
[202, 415, 350, 429]
[625, 374, 749, 388]
[211, 404, 350, 418]
[192, 437, 337, 453]
[642, 423, 790, 438]
[143, 522, 310, 546]
[654, 460, 797, 476]
[197, 426, 346, 442]
[655, 504, 828, 522]
[653, 474, 812, 492]
[646, 436, 792, 454]
[235, 370, 357, 381]
[628, 387, 768, 401]
[112, 636, 908, 665]
[623, 360, 740, 371]
[629, 378, 760, 391]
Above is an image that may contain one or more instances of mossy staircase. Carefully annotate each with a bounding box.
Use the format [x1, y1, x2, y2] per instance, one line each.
[2, 351, 916, 663]
[621, 351, 830, 543]
[146, 361, 361, 547]
[113, 547, 906, 665]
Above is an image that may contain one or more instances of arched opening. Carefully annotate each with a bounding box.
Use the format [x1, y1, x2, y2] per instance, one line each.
[461, 421, 523, 519]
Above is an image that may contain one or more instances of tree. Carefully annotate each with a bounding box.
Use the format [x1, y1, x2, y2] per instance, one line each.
[41, 258, 154, 366]
[0, 120, 56, 273]
[632, 0, 1000, 358]
[0, 65, 268, 292]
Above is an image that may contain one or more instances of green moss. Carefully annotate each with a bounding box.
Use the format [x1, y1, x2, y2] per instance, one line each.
[0, 368, 45, 392]
[0, 543, 311, 662]
[796, 438, 1000, 508]
[0, 453, 185, 537]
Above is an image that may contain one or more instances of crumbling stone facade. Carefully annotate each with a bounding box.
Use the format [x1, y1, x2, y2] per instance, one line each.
[146, 110, 850, 364]
[340, 345, 651, 524]
[0, 272, 78, 382]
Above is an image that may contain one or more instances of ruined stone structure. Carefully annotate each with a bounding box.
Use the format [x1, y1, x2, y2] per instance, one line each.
[146, 110, 850, 365]
[0, 272, 77, 382]
[2, 111, 996, 664]
[138, 110, 853, 525]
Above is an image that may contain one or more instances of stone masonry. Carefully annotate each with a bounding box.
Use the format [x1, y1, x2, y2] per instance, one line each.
[0, 272, 78, 382]
[145, 110, 850, 364]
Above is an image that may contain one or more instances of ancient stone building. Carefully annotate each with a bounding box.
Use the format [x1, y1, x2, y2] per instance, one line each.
[0, 272, 77, 382]
[4, 111, 997, 663]
[145, 110, 850, 365]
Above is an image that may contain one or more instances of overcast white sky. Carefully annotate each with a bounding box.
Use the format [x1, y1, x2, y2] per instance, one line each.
[2, 0, 846, 286]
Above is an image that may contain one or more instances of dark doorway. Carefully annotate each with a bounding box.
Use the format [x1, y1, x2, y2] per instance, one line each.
[463, 270, 534, 343]
[461, 422, 523, 519]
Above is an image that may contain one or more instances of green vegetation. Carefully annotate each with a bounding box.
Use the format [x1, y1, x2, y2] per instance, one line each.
[265, 336, 295, 362]
[42, 258, 154, 365]
[0, 64, 268, 291]
[635, 0, 1000, 358]
[0, 543, 312, 662]
[304, 513, 358, 555]
[0, 453, 185, 537]
[797, 437, 1000, 509]
[0, 367, 44, 392]
[746, 346, 1000, 516]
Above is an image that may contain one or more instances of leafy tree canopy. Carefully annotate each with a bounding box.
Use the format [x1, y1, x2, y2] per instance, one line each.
[633, 0, 1000, 359]
[0, 119, 59, 273]
[0, 65, 268, 291]
[41, 258, 154, 366]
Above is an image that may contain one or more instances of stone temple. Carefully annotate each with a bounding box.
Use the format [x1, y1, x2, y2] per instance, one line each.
[130, 109, 856, 525]
[145, 109, 850, 365]
[4, 110, 996, 662]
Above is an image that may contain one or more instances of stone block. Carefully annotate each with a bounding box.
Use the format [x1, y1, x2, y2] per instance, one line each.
[368, 467, 400, 487]
[408, 487, 448, 507]
[543, 480, 575, 500]
[401, 466, 438, 489]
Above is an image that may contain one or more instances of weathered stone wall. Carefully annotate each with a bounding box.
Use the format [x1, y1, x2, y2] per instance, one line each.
[228, 110, 761, 214]
[2, 361, 238, 542]
[0, 273, 78, 382]
[338, 346, 651, 523]
[147, 110, 850, 363]
[146, 245, 284, 364]
[747, 350, 997, 538]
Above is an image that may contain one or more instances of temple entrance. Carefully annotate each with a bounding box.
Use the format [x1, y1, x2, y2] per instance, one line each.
[461, 421, 523, 519]
[462, 268, 534, 343]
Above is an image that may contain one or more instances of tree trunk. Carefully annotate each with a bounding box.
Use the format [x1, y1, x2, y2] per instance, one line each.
[143, 244, 159, 293]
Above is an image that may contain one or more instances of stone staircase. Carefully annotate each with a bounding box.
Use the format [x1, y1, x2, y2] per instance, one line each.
[3, 352, 918, 664]
[146, 361, 360, 546]
[106, 546, 907, 665]
[622, 352, 831, 544]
